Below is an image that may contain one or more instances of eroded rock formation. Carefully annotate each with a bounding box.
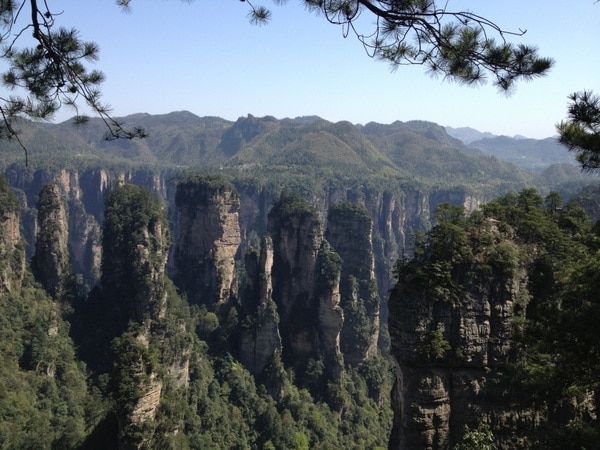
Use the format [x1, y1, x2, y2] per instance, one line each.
[239, 236, 282, 377]
[326, 201, 380, 366]
[267, 191, 323, 367]
[0, 177, 24, 293]
[175, 175, 241, 307]
[31, 184, 72, 299]
[388, 218, 530, 449]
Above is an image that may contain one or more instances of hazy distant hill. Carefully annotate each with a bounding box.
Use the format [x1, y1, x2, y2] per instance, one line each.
[445, 126, 499, 144]
[467, 136, 576, 173]
[444, 126, 577, 173]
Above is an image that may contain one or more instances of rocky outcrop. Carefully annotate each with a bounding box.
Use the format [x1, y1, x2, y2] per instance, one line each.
[388, 219, 529, 449]
[239, 236, 282, 377]
[239, 205, 346, 387]
[175, 175, 241, 307]
[31, 184, 73, 299]
[101, 185, 171, 325]
[268, 191, 323, 368]
[314, 241, 344, 379]
[326, 201, 380, 366]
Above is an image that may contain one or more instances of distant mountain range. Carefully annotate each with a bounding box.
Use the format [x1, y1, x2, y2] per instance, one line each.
[445, 126, 529, 144]
[1, 111, 594, 197]
[445, 126, 575, 173]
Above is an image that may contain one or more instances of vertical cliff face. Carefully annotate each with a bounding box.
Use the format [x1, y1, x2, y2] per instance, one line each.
[0, 176, 24, 293]
[314, 241, 344, 379]
[326, 201, 380, 366]
[31, 184, 73, 299]
[388, 217, 529, 449]
[239, 236, 282, 377]
[4, 165, 485, 310]
[102, 184, 171, 325]
[175, 175, 241, 307]
[4, 166, 171, 292]
[66, 170, 106, 289]
[268, 191, 323, 367]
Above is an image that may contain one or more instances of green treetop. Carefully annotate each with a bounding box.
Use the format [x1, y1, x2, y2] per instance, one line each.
[558, 90, 600, 172]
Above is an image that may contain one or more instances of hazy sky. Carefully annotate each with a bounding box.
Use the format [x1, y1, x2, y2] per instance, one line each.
[49, 1, 600, 139]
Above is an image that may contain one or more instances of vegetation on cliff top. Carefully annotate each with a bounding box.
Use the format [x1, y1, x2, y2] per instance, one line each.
[0, 176, 19, 216]
[391, 188, 600, 447]
[175, 174, 238, 206]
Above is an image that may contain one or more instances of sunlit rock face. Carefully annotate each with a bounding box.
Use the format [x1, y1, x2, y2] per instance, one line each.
[174, 175, 241, 308]
[0, 177, 24, 294]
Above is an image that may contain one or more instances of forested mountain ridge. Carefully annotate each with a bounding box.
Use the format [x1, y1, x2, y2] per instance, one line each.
[0, 112, 566, 188]
[467, 136, 577, 173]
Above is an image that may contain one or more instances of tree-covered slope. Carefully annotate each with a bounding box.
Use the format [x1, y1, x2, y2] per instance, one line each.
[1, 113, 540, 194]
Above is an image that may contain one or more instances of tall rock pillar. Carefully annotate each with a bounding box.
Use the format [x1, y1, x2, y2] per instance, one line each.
[31, 184, 73, 300]
[174, 175, 241, 308]
[326, 201, 380, 367]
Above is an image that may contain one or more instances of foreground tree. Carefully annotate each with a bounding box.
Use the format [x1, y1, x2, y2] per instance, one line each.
[557, 90, 600, 172]
[0, 0, 551, 150]
[247, 0, 553, 91]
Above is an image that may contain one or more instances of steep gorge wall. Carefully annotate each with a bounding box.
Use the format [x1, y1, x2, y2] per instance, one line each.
[4, 165, 484, 302]
[4, 166, 171, 290]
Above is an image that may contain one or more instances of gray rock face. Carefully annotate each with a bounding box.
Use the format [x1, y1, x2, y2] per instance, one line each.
[268, 199, 323, 367]
[31, 184, 72, 299]
[326, 202, 380, 366]
[388, 221, 530, 449]
[175, 176, 241, 307]
[315, 241, 344, 375]
[0, 206, 24, 294]
[239, 237, 282, 376]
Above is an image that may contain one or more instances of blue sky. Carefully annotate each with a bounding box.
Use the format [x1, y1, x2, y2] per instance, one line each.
[50, 0, 600, 139]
